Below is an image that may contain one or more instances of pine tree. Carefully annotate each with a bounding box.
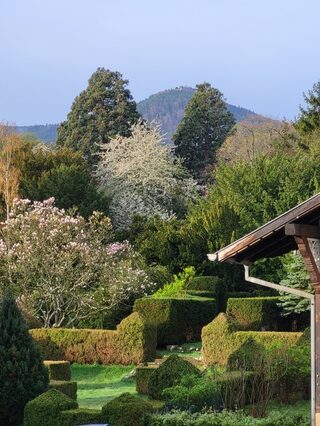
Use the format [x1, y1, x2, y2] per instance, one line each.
[0, 292, 48, 425]
[56, 67, 140, 166]
[173, 82, 235, 181]
[295, 81, 320, 134]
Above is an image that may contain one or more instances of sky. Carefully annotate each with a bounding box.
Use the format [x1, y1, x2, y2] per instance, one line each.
[1, 0, 320, 125]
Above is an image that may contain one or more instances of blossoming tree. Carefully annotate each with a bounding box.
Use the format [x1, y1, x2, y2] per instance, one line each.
[0, 198, 154, 327]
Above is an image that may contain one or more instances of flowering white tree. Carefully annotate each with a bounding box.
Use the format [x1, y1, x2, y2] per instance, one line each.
[0, 198, 154, 327]
[96, 121, 197, 229]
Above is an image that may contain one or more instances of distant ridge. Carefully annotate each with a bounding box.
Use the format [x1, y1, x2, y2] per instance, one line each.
[15, 87, 270, 144]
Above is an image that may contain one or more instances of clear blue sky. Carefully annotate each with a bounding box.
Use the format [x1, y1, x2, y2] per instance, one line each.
[1, 0, 320, 125]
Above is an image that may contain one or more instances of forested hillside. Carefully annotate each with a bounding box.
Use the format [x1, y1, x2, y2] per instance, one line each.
[16, 87, 266, 144]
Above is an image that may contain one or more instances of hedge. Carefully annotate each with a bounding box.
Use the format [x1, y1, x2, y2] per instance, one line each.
[102, 392, 153, 426]
[187, 276, 227, 311]
[148, 355, 201, 400]
[44, 361, 71, 381]
[49, 381, 77, 400]
[23, 389, 78, 426]
[136, 366, 158, 394]
[226, 297, 281, 330]
[30, 312, 156, 365]
[134, 297, 216, 346]
[202, 313, 303, 366]
[59, 408, 103, 425]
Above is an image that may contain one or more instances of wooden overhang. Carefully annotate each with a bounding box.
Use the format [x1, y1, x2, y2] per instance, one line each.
[210, 192, 320, 265]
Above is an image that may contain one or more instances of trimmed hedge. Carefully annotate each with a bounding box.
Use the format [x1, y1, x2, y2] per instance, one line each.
[44, 360, 71, 381]
[187, 276, 227, 311]
[59, 408, 103, 425]
[102, 392, 153, 426]
[136, 366, 157, 394]
[23, 389, 78, 426]
[202, 313, 303, 366]
[49, 381, 77, 400]
[31, 312, 156, 365]
[226, 297, 281, 330]
[148, 355, 201, 400]
[134, 297, 216, 345]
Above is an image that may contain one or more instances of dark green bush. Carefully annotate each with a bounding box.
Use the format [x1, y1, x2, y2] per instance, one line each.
[0, 293, 49, 426]
[187, 276, 227, 311]
[162, 374, 221, 411]
[136, 366, 157, 394]
[134, 297, 216, 345]
[226, 297, 281, 330]
[31, 312, 156, 364]
[49, 380, 77, 400]
[23, 388, 78, 426]
[148, 355, 201, 400]
[102, 392, 153, 426]
[202, 313, 303, 366]
[226, 338, 265, 371]
[59, 408, 103, 425]
[44, 360, 71, 381]
[217, 371, 256, 410]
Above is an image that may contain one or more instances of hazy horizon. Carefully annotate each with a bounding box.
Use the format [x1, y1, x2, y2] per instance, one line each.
[1, 0, 320, 126]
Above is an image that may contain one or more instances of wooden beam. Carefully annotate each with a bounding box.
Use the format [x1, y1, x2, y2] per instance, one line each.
[285, 223, 320, 239]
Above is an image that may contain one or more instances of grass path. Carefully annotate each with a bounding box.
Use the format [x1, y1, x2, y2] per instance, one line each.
[72, 363, 136, 409]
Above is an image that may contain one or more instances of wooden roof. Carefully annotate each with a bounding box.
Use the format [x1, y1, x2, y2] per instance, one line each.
[210, 192, 320, 265]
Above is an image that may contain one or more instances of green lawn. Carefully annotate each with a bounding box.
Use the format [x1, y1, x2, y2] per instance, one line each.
[71, 363, 137, 409]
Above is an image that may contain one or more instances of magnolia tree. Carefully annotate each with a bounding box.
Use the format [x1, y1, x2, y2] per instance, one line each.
[96, 121, 197, 230]
[0, 198, 154, 327]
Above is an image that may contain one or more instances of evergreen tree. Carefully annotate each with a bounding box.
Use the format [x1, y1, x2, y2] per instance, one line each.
[0, 292, 48, 425]
[173, 82, 235, 180]
[56, 67, 140, 165]
[295, 81, 320, 134]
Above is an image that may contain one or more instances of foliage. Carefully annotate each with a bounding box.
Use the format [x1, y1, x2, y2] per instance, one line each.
[134, 296, 216, 345]
[148, 355, 201, 400]
[0, 292, 48, 426]
[49, 381, 77, 400]
[31, 312, 157, 364]
[59, 408, 103, 426]
[226, 297, 281, 330]
[278, 252, 313, 316]
[162, 374, 221, 412]
[23, 388, 78, 426]
[201, 313, 302, 366]
[173, 82, 235, 180]
[56, 67, 140, 165]
[295, 80, 320, 135]
[136, 366, 157, 394]
[187, 276, 227, 311]
[142, 405, 310, 425]
[96, 121, 197, 230]
[44, 361, 71, 381]
[0, 199, 154, 327]
[101, 392, 153, 426]
[153, 266, 195, 298]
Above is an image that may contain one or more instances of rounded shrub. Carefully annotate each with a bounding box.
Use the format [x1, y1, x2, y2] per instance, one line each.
[148, 354, 201, 400]
[23, 388, 78, 426]
[102, 392, 153, 426]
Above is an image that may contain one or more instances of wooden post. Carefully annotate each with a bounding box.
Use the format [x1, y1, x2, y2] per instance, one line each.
[294, 235, 320, 425]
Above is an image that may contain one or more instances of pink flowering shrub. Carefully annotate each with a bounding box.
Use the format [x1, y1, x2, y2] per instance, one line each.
[0, 198, 154, 327]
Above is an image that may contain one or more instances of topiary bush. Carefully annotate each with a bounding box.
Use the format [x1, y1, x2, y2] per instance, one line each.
[59, 408, 103, 425]
[136, 366, 158, 394]
[226, 338, 265, 371]
[49, 381, 77, 400]
[0, 292, 49, 426]
[102, 392, 153, 426]
[23, 388, 78, 426]
[202, 313, 303, 366]
[31, 312, 157, 364]
[226, 297, 281, 330]
[162, 374, 221, 412]
[148, 355, 201, 400]
[187, 276, 227, 311]
[44, 360, 71, 381]
[134, 297, 216, 345]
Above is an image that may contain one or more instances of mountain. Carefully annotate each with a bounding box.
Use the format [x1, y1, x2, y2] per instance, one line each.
[15, 87, 267, 144]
